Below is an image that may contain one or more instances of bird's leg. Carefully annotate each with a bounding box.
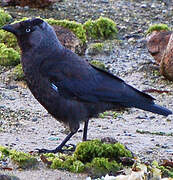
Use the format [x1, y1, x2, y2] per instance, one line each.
[36, 131, 77, 154]
[83, 119, 89, 141]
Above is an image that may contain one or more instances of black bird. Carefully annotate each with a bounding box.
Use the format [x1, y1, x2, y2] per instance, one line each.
[2, 18, 172, 153]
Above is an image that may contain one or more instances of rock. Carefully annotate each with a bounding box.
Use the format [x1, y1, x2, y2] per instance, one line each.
[160, 33, 173, 80]
[146, 30, 172, 65]
[146, 30, 173, 80]
[0, 174, 20, 180]
[1, 0, 57, 8]
[52, 25, 86, 55]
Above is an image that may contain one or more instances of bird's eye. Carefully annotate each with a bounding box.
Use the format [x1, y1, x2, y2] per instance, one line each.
[26, 28, 31, 33]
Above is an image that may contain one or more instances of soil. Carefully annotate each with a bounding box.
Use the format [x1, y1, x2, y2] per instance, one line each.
[0, 0, 173, 179]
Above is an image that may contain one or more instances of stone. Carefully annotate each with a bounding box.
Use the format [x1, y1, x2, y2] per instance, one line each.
[146, 30, 172, 65]
[0, 0, 57, 8]
[160, 33, 173, 80]
[52, 25, 86, 55]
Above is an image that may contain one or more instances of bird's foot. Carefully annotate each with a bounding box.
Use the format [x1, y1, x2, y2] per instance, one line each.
[35, 148, 59, 154]
[35, 144, 76, 154]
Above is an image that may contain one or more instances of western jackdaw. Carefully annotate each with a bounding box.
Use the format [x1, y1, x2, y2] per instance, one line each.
[2, 18, 172, 153]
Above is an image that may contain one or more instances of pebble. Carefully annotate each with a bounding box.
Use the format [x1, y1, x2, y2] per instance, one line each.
[32, 117, 38, 122]
[48, 137, 60, 141]
[140, 4, 147, 8]
[165, 149, 173, 153]
[161, 145, 168, 148]
[146, 150, 153, 154]
[100, 0, 109, 3]
[24, 6, 29, 10]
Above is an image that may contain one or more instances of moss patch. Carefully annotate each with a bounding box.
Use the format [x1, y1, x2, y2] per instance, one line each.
[74, 140, 132, 163]
[87, 43, 104, 55]
[90, 60, 107, 71]
[10, 150, 38, 169]
[146, 24, 170, 34]
[0, 30, 18, 50]
[46, 140, 132, 177]
[83, 17, 118, 40]
[136, 129, 173, 136]
[0, 43, 20, 66]
[0, 8, 12, 27]
[99, 111, 119, 119]
[0, 146, 38, 169]
[12, 63, 24, 80]
[50, 155, 85, 173]
[152, 160, 173, 178]
[86, 157, 120, 177]
[91, 43, 104, 51]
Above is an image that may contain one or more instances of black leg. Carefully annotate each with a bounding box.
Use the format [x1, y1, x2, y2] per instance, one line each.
[36, 131, 77, 153]
[83, 119, 89, 141]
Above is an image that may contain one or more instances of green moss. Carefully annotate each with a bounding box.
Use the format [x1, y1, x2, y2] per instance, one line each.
[136, 129, 173, 136]
[50, 155, 85, 173]
[83, 17, 118, 40]
[90, 60, 107, 70]
[146, 24, 170, 34]
[12, 63, 24, 80]
[152, 160, 173, 178]
[87, 43, 104, 55]
[159, 166, 173, 178]
[99, 111, 119, 119]
[0, 146, 10, 160]
[74, 140, 132, 163]
[70, 160, 85, 173]
[0, 17, 30, 50]
[91, 43, 104, 51]
[0, 146, 38, 169]
[48, 140, 132, 176]
[0, 30, 18, 49]
[10, 150, 38, 169]
[51, 157, 64, 169]
[86, 157, 121, 177]
[0, 43, 20, 66]
[46, 18, 87, 44]
[0, 8, 12, 27]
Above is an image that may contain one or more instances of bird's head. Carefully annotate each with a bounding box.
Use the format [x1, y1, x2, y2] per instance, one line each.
[2, 18, 62, 53]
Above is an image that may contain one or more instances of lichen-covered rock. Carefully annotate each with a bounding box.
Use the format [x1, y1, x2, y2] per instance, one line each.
[160, 33, 173, 81]
[146, 31, 172, 64]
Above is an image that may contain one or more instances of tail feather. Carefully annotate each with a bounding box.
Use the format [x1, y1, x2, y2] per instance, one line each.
[134, 103, 172, 116]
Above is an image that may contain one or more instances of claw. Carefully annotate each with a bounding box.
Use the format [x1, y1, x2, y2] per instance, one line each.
[63, 144, 76, 151]
[35, 144, 76, 154]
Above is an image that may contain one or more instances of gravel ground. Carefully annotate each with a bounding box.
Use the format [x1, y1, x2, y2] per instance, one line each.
[0, 0, 173, 179]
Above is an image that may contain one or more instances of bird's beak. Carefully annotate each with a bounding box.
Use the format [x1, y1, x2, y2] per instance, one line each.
[2, 24, 18, 36]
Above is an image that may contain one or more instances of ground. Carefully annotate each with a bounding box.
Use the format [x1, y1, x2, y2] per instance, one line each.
[0, 0, 173, 179]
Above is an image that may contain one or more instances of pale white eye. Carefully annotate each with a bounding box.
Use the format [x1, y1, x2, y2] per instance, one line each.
[26, 28, 31, 33]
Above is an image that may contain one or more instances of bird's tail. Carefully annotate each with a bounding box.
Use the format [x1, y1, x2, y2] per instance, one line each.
[133, 103, 172, 116]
